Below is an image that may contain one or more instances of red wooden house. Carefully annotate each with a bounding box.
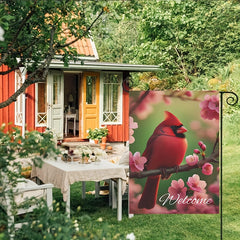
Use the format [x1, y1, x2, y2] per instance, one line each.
[0, 38, 158, 142]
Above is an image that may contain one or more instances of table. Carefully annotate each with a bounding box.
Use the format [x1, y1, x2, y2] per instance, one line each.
[65, 113, 76, 136]
[31, 159, 127, 221]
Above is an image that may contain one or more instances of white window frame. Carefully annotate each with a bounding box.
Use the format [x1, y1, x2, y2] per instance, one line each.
[100, 72, 123, 125]
[14, 70, 23, 126]
[35, 82, 47, 127]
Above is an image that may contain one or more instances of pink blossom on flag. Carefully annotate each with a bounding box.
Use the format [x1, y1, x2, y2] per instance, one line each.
[200, 94, 219, 120]
[129, 117, 138, 144]
[202, 163, 213, 175]
[168, 179, 187, 200]
[187, 174, 207, 192]
[186, 154, 199, 166]
[129, 152, 147, 172]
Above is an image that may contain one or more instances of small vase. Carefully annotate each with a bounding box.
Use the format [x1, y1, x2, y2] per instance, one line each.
[83, 156, 89, 164]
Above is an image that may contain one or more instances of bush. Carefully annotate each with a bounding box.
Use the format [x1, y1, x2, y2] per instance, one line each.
[0, 126, 116, 239]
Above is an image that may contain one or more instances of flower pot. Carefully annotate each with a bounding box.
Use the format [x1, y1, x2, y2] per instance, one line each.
[89, 139, 95, 144]
[102, 136, 107, 144]
[100, 143, 106, 150]
[82, 156, 89, 164]
[94, 139, 99, 144]
[84, 156, 89, 163]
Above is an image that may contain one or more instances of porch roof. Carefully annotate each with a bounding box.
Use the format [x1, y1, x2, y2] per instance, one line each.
[49, 59, 160, 72]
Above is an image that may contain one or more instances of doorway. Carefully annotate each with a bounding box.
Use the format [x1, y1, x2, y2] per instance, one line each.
[64, 73, 80, 138]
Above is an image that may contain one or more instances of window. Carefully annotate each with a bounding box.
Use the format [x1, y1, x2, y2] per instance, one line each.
[53, 75, 61, 104]
[100, 72, 122, 124]
[15, 70, 24, 126]
[35, 82, 47, 126]
[86, 76, 96, 104]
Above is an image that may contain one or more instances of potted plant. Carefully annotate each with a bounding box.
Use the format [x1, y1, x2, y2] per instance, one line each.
[82, 152, 90, 163]
[87, 127, 108, 143]
[87, 128, 97, 143]
[99, 127, 108, 143]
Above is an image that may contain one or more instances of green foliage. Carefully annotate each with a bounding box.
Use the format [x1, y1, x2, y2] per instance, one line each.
[87, 127, 108, 140]
[0, 126, 59, 171]
[0, 0, 106, 69]
[91, 0, 141, 63]
[14, 201, 115, 240]
[92, 0, 240, 90]
[134, 0, 240, 77]
[0, 127, 117, 239]
[0, 0, 109, 108]
[0, 127, 59, 237]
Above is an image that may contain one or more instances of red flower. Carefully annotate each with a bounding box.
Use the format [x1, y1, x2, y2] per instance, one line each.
[202, 163, 213, 175]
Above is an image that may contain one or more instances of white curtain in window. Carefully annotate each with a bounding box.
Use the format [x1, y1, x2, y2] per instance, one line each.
[102, 73, 122, 124]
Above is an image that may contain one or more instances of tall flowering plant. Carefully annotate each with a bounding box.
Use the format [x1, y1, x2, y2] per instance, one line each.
[129, 91, 219, 214]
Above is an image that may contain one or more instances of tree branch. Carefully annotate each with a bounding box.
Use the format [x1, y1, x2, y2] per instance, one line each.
[12, 7, 36, 46]
[57, 8, 105, 49]
[174, 46, 190, 83]
[130, 151, 219, 179]
[0, 24, 57, 109]
[0, 36, 41, 68]
[129, 91, 150, 114]
[0, 78, 34, 108]
[0, 62, 23, 75]
[0, 2, 37, 66]
[129, 90, 203, 116]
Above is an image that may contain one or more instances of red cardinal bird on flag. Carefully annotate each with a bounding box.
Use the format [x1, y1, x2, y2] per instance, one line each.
[138, 111, 188, 209]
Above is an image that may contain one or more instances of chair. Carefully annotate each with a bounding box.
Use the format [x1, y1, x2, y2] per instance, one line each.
[0, 178, 53, 237]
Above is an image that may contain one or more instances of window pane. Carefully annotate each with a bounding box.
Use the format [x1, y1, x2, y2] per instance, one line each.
[37, 82, 47, 125]
[37, 113, 47, 124]
[53, 75, 60, 104]
[112, 84, 119, 112]
[102, 73, 121, 123]
[38, 83, 46, 113]
[86, 76, 96, 104]
[103, 84, 110, 112]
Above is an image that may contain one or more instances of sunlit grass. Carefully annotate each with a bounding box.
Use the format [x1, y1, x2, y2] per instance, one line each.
[1, 109, 238, 239]
[50, 110, 239, 240]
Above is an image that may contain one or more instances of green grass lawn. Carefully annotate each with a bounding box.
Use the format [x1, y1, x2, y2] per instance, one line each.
[222, 146, 240, 240]
[55, 183, 221, 240]
[49, 112, 239, 240]
[52, 140, 238, 240]
[1, 144, 238, 240]
[1, 110, 239, 239]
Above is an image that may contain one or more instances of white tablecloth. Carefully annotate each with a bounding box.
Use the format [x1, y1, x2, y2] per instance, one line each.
[31, 159, 127, 201]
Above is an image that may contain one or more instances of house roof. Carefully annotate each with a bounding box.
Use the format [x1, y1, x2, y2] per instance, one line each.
[58, 25, 156, 70]
[50, 59, 160, 72]
[58, 20, 99, 59]
[65, 37, 99, 59]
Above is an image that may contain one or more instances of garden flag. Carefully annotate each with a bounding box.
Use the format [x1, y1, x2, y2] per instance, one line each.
[129, 91, 219, 214]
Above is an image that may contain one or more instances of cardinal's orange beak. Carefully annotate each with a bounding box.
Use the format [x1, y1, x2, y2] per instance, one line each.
[177, 126, 187, 134]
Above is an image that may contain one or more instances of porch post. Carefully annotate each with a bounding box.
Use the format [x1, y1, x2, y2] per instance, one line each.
[19, 67, 27, 138]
